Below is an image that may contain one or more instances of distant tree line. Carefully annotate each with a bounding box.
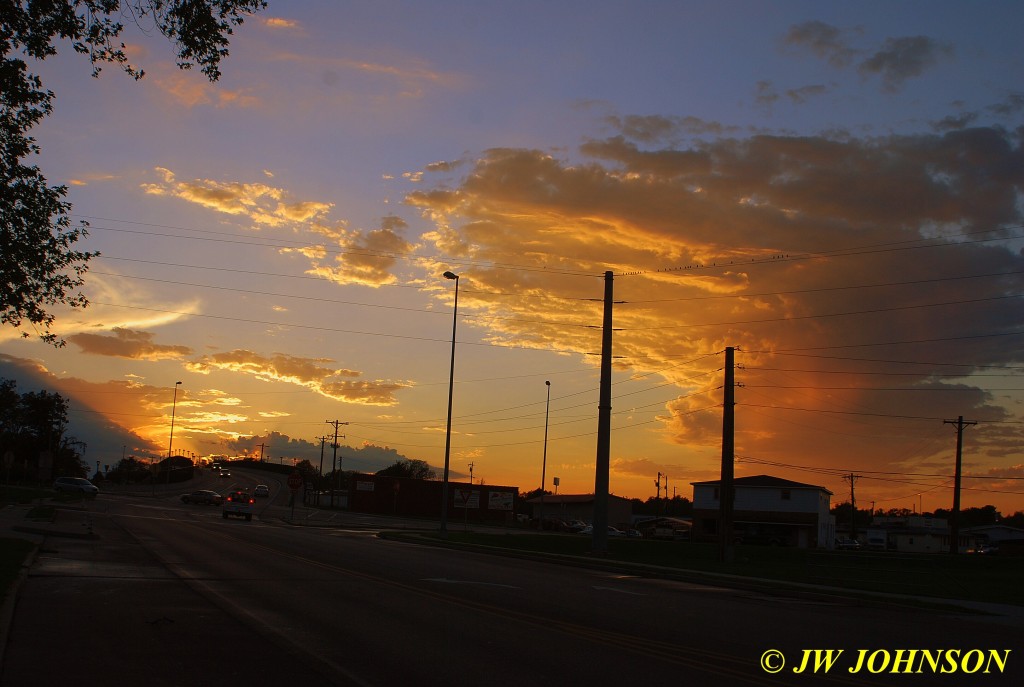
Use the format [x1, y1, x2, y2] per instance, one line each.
[832, 502, 1024, 531]
[517, 489, 694, 519]
[0, 378, 85, 481]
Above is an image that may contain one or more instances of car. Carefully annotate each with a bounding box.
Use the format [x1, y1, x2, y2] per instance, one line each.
[253, 484, 270, 497]
[53, 477, 98, 496]
[222, 490, 254, 521]
[181, 489, 224, 505]
[578, 525, 625, 537]
[836, 537, 862, 550]
[218, 470, 232, 478]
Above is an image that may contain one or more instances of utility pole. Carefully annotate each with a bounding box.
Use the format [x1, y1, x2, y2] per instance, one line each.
[315, 435, 328, 476]
[326, 420, 348, 508]
[719, 346, 736, 562]
[592, 271, 614, 555]
[468, 462, 475, 485]
[256, 442, 267, 463]
[654, 472, 663, 515]
[944, 416, 976, 555]
[845, 473, 859, 539]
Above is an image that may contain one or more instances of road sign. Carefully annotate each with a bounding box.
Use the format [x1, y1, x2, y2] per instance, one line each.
[287, 471, 303, 491]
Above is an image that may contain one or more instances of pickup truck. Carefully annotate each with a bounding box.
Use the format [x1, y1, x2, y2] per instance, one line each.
[222, 490, 254, 521]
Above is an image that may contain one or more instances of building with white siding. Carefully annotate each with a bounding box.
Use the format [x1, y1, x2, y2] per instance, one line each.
[690, 475, 835, 548]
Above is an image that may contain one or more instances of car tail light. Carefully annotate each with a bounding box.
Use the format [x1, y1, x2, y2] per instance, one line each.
[248, 498, 254, 504]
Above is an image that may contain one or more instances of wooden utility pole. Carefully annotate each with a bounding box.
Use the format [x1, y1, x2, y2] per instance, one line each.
[846, 473, 859, 539]
[326, 420, 348, 508]
[944, 416, 976, 555]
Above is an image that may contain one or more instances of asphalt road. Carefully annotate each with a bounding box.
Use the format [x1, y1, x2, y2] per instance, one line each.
[3, 472, 1022, 686]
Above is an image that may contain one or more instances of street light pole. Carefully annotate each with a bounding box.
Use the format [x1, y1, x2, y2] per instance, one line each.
[440, 270, 460, 536]
[167, 381, 182, 485]
[539, 380, 551, 524]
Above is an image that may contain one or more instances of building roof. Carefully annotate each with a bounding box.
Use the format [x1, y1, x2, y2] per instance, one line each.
[690, 474, 832, 494]
[524, 493, 632, 505]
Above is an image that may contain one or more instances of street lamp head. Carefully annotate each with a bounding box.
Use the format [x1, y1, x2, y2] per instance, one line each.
[175, 381, 182, 385]
[443, 271, 458, 280]
[545, 380, 550, 386]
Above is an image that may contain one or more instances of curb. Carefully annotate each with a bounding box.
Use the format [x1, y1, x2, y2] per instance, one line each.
[376, 531, 1021, 619]
[0, 538, 39, 672]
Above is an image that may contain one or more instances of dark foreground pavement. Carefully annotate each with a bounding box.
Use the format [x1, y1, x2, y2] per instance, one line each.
[0, 505, 341, 687]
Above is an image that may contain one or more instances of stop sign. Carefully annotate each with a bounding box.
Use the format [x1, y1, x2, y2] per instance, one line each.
[287, 471, 302, 491]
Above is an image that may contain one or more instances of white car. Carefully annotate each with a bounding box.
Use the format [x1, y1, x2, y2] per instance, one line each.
[222, 490, 254, 521]
[253, 484, 270, 497]
[53, 477, 99, 495]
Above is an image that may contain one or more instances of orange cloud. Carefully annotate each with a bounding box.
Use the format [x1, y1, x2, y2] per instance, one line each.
[186, 349, 411, 405]
[142, 168, 333, 227]
[68, 328, 193, 360]
[305, 216, 415, 287]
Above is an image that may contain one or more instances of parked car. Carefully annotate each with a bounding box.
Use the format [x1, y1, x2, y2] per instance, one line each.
[181, 490, 223, 505]
[53, 477, 98, 496]
[578, 525, 625, 537]
[222, 490, 254, 521]
[253, 484, 270, 497]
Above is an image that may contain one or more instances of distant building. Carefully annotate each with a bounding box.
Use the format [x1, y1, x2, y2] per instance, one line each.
[867, 515, 984, 553]
[524, 494, 634, 530]
[344, 473, 518, 525]
[690, 475, 835, 548]
[961, 524, 1024, 555]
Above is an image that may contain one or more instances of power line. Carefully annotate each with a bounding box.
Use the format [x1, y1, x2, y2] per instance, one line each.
[617, 292, 1024, 331]
[87, 270, 601, 331]
[622, 268, 1024, 304]
[86, 221, 602, 278]
[94, 256, 601, 302]
[737, 402, 1024, 424]
[621, 225, 1024, 277]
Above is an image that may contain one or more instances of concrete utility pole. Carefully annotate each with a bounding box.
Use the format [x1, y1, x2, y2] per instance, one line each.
[944, 416, 976, 555]
[719, 346, 736, 562]
[592, 271, 614, 555]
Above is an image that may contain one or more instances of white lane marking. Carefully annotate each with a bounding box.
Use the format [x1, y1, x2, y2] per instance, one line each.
[423, 577, 521, 589]
[592, 585, 646, 596]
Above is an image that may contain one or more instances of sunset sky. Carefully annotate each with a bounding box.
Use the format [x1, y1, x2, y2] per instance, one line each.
[3, 1, 1024, 514]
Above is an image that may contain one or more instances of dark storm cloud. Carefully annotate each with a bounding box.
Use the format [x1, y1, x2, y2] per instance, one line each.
[858, 36, 954, 92]
[784, 20, 861, 68]
[784, 22, 953, 92]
